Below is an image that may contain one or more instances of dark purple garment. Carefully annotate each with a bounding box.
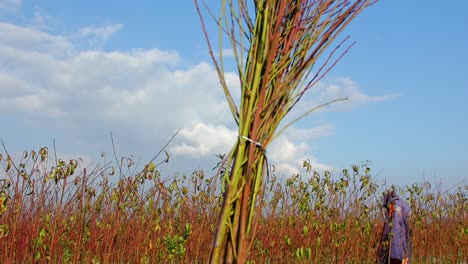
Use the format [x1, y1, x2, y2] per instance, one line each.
[378, 192, 412, 264]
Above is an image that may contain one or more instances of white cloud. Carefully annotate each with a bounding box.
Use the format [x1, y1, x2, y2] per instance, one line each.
[0, 0, 22, 11]
[0, 71, 30, 94]
[31, 9, 57, 31]
[75, 24, 123, 49]
[284, 125, 335, 142]
[171, 123, 237, 156]
[214, 48, 236, 58]
[0, 21, 390, 178]
[0, 22, 233, 158]
[268, 134, 334, 177]
[269, 77, 398, 137]
[309, 77, 399, 112]
[78, 24, 123, 39]
[169, 122, 335, 178]
[0, 22, 73, 56]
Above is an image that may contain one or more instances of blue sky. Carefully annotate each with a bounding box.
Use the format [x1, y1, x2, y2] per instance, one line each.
[0, 0, 466, 189]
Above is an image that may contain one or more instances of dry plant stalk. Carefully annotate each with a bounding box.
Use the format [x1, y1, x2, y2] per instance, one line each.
[194, 0, 377, 262]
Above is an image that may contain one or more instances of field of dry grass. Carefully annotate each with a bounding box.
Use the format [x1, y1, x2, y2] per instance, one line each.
[0, 149, 466, 263]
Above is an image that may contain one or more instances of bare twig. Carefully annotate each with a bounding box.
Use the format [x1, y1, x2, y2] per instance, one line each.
[138, 128, 181, 176]
[110, 132, 124, 179]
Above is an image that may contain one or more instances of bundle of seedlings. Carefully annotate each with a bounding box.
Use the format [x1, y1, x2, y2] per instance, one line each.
[194, 0, 377, 262]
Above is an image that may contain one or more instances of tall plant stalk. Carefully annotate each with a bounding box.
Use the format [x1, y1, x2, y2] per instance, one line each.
[194, 0, 377, 262]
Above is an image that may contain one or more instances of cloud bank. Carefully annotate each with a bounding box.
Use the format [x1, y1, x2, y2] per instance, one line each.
[0, 0, 22, 11]
[0, 21, 395, 177]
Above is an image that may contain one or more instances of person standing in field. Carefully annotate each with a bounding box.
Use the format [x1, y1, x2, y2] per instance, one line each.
[377, 191, 412, 264]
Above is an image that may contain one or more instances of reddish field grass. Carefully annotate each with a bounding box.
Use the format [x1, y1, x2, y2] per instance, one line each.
[0, 151, 466, 263]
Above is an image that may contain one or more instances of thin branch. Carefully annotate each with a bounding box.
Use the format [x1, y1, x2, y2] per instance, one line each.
[0, 139, 19, 172]
[110, 132, 124, 180]
[273, 97, 348, 141]
[53, 139, 58, 167]
[138, 128, 181, 176]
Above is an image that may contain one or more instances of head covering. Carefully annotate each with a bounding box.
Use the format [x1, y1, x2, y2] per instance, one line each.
[383, 191, 398, 210]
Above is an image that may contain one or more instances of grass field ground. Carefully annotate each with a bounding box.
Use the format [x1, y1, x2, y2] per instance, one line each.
[0, 150, 466, 263]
